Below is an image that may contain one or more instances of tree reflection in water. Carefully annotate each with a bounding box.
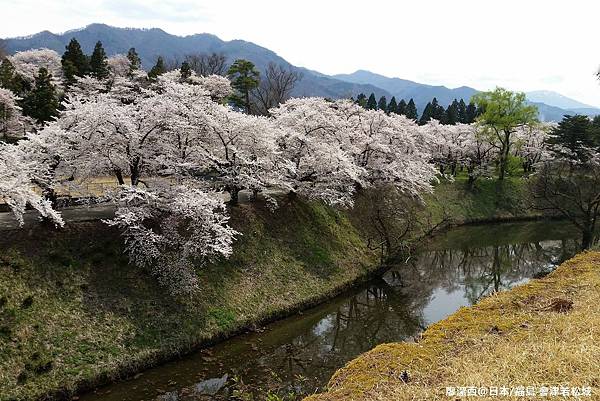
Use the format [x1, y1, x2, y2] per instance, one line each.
[79, 222, 581, 401]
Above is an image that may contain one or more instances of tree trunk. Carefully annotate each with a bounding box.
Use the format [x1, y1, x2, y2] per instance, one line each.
[581, 227, 593, 250]
[499, 150, 507, 180]
[467, 175, 476, 188]
[498, 131, 511, 180]
[229, 187, 240, 205]
[114, 169, 125, 185]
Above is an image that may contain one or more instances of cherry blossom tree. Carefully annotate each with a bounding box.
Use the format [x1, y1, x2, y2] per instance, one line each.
[105, 185, 238, 294]
[271, 98, 363, 207]
[6, 73, 448, 294]
[17, 77, 238, 294]
[158, 69, 232, 102]
[347, 106, 436, 197]
[0, 142, 63, 226]
[461, 124, 495, 185]
[421, 119, 468, 176]
[0, 88, 29, 139]
[272, 97, 437, 206]
[513, 123, 551, 174]
[9, 48, 63, 85]
[107, 54, 132, 78]
[192, 108, 291, 204]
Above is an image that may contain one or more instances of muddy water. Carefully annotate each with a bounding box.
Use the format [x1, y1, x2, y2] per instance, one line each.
[81, 220, 581, 401]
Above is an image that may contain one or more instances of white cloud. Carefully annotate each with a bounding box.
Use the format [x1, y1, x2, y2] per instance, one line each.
[1, 0, 600, 107]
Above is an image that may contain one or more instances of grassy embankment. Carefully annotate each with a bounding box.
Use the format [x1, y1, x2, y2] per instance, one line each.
[0, 179, 536, 400]
[425, 177, 538, 225]
[306, 251, 600, 401]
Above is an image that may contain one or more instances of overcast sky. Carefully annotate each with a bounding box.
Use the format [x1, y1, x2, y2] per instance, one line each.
[2, 0, 600, 107]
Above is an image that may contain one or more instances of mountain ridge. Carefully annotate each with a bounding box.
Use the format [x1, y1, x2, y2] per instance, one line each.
[334, 69, 600, 121]
[3, 23, 392, 100]
[3, 23, 599, 121]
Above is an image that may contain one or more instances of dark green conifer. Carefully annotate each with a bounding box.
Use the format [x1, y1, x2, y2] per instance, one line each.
[366, 93, 377, 110]
[405, 99, 418, 120]
[377, 96, 387, 111]
[61, 38, 89, 84]
[89, 41, 109, 79]
[397, 99, 407, 116]
[148, 56, 167, 80]
[387, 96, 398, 114]
[21, 67, 59, 124]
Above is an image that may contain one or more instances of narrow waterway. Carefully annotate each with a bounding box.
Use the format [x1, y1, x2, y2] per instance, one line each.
[81, 220, 581, 401]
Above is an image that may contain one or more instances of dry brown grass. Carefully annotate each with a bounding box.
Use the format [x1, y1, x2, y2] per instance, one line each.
[306, 251, 600, 401]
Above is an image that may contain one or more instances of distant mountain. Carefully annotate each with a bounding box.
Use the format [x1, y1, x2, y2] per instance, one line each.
[334, 70, 600, 122]
[4, 24, 599, 122]
[526, 90, 596, 110]
[333, 70, 478, 112]
[4, 24, 391, 100]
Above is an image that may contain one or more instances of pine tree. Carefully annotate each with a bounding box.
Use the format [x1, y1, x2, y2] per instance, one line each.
[387, 96, 398, 114]
[445, 99, 460, 125]
[397, 99, 407, 116]
[458, 99, 467, 123]
[61, 38, 89, 84]
[431, 98, 446, 122]
[405, 99, 418, 120]
[89, 41, 109, 79]
[148, 56, 167, 80]
[466, 102, 477, 123]
[227, 59, 260, 114]
[21, 67, 59, 124]
[366, 93, 377, 110]
[419, 102, 433, 125]
[546, 115, 596, 162]
[356, 93, 367, 108]
[180, 61, 192, 80]
[127, 48, 142, 72]
[377, 96, 387, 112]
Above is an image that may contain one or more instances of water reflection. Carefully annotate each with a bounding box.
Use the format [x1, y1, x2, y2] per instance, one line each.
[82, 221, 580, 401]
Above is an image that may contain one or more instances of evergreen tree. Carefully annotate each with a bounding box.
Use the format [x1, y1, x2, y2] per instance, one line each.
[405, 99, 418, 120]
[356, 93, 367, 108]
[419, 102, 433, 125]
[180, 61, 192, 80]
[431, 97, 446, 122]
[458, 99, 468, 123]
[377, 96, 387, 112]
[397, 99, 407, 116]
[227, 59, 260, 114]
[0, 58, 28, 95]
[366, 93, 377, 110]
[466, 102, 478, 123]
[148, 56, 167, 80]
[61, 38, 89, 84]
[387, 96, 398, 114]
[21, 67, 59, 124]
[445, 99, 460, 125]
[89, 41, 109, 79]
[127, 48, 142, 72]
[546, 115, 598, 162]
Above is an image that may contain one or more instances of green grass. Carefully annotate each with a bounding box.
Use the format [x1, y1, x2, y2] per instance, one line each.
[0, 182, 538, 401]
[425, 176, 535, 225]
